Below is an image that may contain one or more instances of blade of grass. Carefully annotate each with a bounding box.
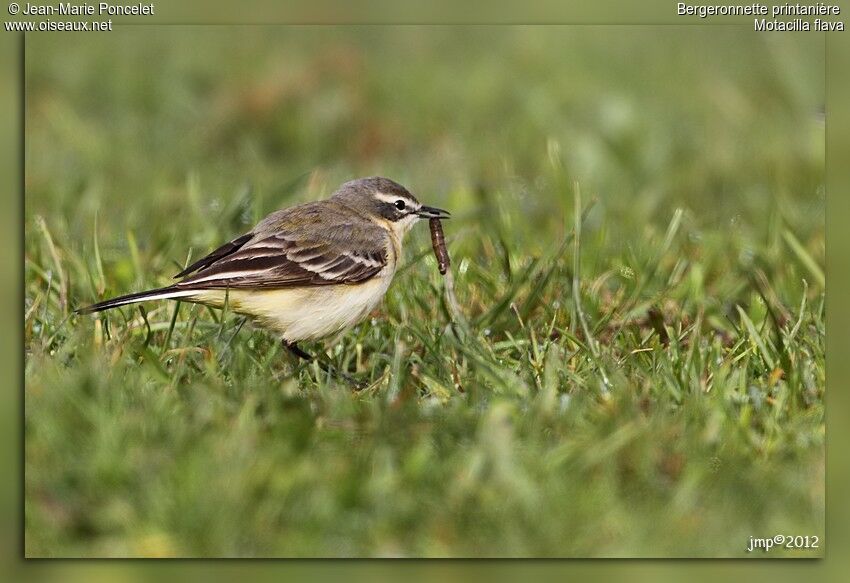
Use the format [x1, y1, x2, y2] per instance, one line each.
[139, 305, 153, 350]
[571, 182, 609, 391]
[783, 230, 824, 288]
[736, 305, 776, 371]
[218, 288, 231, 341]
[162, 301, 182, 355]
[786, 279, 808, 344]
[127, 230, 142, 286]
[609, 208, 684, 344]
[93, 211, 106, 295]
[39, 270, 53, 341]
[475, 255, 542, 329]
[35, 215, 68, 316]
[476, 198, 593, 331]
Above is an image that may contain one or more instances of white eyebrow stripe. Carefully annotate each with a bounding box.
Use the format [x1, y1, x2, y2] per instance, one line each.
[373, 192, 420, 209]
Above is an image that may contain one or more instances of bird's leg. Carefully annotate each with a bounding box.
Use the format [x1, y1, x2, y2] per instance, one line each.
[283, 341, 367, 390]
[284, 341, 314, 361]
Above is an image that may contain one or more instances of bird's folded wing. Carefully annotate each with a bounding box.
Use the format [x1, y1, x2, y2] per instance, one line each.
[173, 233, 254, 279]
[174, 231, 388, 289]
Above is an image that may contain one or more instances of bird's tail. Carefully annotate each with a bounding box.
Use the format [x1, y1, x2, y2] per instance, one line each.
[75, 285, 198, 315]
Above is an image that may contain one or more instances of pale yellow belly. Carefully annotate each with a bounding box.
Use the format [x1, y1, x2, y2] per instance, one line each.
[190, 274, 393, 342]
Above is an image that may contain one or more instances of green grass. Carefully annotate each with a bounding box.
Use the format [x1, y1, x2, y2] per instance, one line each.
[24, 27, 824, 557]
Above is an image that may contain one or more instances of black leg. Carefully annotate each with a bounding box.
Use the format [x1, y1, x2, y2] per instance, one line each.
[283, 341, 368, 390]
[284, 341, 313, 361]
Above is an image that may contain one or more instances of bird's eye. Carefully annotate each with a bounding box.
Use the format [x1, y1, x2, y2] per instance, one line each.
[394, 200, 406, 211]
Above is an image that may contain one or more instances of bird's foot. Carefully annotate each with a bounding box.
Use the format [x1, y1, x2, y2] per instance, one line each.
[283, 341, 368, 390]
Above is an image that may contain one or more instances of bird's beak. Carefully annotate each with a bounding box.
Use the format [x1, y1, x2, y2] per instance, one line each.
[417, 205, 451, 220]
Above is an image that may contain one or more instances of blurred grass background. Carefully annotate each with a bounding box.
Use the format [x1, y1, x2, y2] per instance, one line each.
[24, 26, 824, 557]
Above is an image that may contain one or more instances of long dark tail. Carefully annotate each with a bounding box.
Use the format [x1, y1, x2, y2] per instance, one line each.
[75, 285, 197, 315]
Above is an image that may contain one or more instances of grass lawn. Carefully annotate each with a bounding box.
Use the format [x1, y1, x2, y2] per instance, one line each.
[24, 26, 825, 557]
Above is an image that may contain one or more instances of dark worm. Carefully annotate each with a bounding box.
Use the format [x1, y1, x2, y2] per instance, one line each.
[429, 218, 450, 275]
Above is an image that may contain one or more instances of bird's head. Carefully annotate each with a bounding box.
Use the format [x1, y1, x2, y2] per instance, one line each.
[332, 176, 450, 237]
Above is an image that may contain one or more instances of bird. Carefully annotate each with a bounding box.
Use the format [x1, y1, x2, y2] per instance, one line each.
[76, 176, 450, 361]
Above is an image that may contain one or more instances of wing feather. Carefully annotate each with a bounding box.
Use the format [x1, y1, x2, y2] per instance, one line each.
[174, 231, 388, 290]
[172, 233, 253, 278]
